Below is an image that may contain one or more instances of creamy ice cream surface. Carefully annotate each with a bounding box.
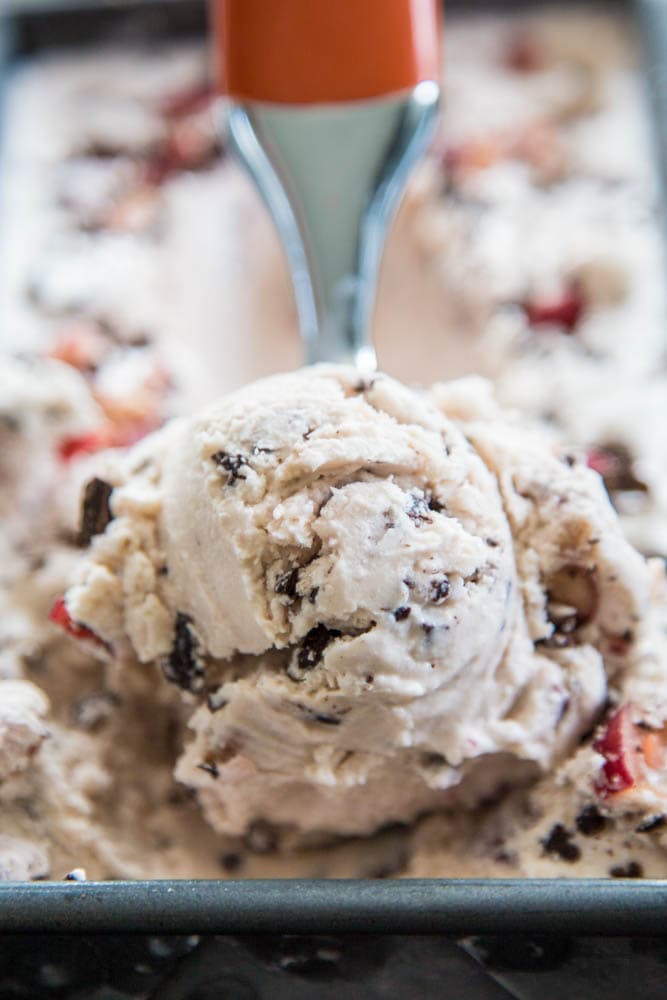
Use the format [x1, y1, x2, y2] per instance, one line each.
[61, 365, 650, 839]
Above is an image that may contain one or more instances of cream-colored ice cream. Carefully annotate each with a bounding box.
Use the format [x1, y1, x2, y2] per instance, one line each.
[62, 366, 649, 838]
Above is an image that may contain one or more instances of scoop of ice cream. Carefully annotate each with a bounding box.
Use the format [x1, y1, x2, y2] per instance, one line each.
[62, 366, 649, 836]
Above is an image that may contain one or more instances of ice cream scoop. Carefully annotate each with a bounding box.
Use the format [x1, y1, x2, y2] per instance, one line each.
[61, 367, 650, 837]
[211, 0, 441, 368]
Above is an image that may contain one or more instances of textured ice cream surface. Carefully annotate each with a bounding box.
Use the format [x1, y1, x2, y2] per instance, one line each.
[62, 365, 650, 838]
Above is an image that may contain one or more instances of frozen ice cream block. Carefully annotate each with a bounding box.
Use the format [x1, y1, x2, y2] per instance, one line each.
[59, 365, 650, 837]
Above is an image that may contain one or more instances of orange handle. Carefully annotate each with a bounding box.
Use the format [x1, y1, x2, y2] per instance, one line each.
[211, 0, 442, 104]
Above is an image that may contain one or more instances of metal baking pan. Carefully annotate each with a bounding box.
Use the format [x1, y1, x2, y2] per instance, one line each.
[2, 1, 667, 998]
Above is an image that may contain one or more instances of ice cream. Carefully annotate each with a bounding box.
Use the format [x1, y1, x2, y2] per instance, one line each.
[60, 366, 650, 839]
[0, 5, 665, 881]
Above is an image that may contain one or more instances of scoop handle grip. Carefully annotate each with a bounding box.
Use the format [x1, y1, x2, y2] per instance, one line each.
[211, 0, 441, 105]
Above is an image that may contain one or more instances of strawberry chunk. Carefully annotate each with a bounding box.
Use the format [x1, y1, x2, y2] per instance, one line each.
[58, 420, 158, 463]
[594, 704, 667, 799]
[49, 597, 103, 646]
[523, 286, 584, 332]
[58, 428, 115, 462]
[586, 448, 618, 479]
[594, 705, 641, 797]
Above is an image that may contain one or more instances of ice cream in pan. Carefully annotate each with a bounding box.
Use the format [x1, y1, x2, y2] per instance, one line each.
[4, 1, 667, 879]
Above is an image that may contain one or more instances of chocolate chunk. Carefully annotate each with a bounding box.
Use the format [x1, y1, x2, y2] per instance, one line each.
[485, 538, 499, 548]
[308, 587, 319, 604]
[541, 823, 581, 862]
[211, 450, 248, 484]
[353, 377, 375, 394]
[220, 852, 243, 873]
[297, 705, 341, 725]
[596, 442, 648, 495]
[406, 493, 432, 525]
[161, 613, 204, 693]
[394, 606, 411, 622]
[427, 493, 445, 513]
[576, 804, 608, 837]
[430, 578, 450, 604]
[79, 477, 114, 546]
[197, 760, 219, 778]
[636, 814, 665, 833]
[609, 861, 643, 878]
[275, 568, 299, 600]
[297, 624, 342, 671]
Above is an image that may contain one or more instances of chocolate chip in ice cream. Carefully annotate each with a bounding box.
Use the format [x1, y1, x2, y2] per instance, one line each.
[393, 606, 411, 621]
[541, 823, 581, 862]
[426, 492, 445, 513]
[575, 804, 608, 837]
[296, 625, 342, 672]
[609, 861, 643, 878]
[430, 578, 450, 604]
[636, 814, 665, 833]
[211, 450, 248, 485]
[196, 760, 219, 779]
[161, 613, 204, 693]
[79, 477, 114, 546]
[275, 568, 299, 600]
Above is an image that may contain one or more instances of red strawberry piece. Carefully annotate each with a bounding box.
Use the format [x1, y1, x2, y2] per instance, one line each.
[586, 449, 618, 479]
[593, 704, 667, 800]
[523, 286, 584, 332]
[49, 596, 103, 646]
[594, 705, 642, 797]
[58, 428, 114, 462]
[58, 420, 157, 463]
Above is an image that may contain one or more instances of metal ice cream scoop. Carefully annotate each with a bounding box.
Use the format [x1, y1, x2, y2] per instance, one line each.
[211, 0, 442, 371]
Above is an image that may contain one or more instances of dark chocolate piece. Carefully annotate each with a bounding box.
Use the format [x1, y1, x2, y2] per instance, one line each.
[161, 613, 204, 693]
[430, 577, 450, 604]
[575, 804, 607, 837]
[79, 477, 114, 546]
[275, 568, 299, 600]
[541, 823, 581, 862]
[297, 624, 342, 671]
[427, 493, 445, 513]
[636, 814, 665, 833]
[394, 606, 411, 621]
[220, 852, 243, 873]
[609, 861, 643, 878]
[211, 450, 248, 484]
[197, 760, 219, 778]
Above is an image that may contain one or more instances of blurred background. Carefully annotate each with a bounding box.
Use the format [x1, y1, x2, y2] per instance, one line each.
[1, 0, 666, 556]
